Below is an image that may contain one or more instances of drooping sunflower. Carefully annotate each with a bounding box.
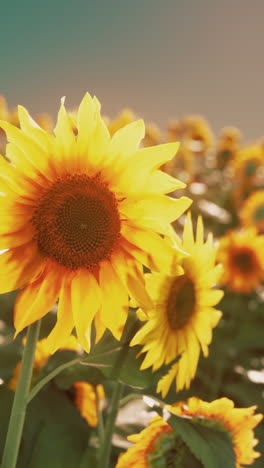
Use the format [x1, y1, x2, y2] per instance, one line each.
[74, 381, 105, 427]
[130, 213, 223, 396]
[217, 228, 264, 293]
[172, 397, 263, 468]
[116, 398, 262, 468]
[0, 93, 191, 352]
[240, 190, 264, 233]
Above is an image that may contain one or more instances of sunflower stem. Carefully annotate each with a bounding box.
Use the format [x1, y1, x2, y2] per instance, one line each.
[1, 320, 41, 468]
[27, 357, 80, 403]
[97, 381, 124, 468]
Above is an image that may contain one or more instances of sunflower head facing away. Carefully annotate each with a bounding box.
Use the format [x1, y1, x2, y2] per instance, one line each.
[240, 190, 264, 233]
[217, 228, 264, 293]
[0, 93, 191, 352]
[172, 397, 263, 468]
[130, 213, 223, 396]
[116, 397, 262, 468]
[74, 381, 105, 427]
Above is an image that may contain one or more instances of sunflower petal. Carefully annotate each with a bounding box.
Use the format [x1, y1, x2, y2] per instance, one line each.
[45, 276, 75, 353]
[14, 267, 62, 335]
[71, 270, 101, 352]
[0, 243, 44, 294]
[109, 120, 145, 160]
[99, 261, 128, 340]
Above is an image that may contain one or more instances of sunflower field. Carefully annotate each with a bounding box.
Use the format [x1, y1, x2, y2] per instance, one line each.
[0, 94, 263, 468]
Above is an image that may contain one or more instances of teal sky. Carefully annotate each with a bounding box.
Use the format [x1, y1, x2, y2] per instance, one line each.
[1, 0, 264, 141]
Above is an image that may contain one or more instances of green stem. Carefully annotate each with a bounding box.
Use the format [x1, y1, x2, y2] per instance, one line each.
[98, 382, 123, 468]
[27, 357, 80, 403]
[97, 401, 105, 446]
[1, 320, 41, 468]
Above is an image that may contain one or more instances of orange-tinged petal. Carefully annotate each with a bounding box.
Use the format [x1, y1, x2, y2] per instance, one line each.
[0, 243, 44, 294]
[71, 270, 101, 352]
[14, 267, 62, 335]
[0, 225, 34, 249]
[45, 276, 75, 353]
[99, 261, 128, 340]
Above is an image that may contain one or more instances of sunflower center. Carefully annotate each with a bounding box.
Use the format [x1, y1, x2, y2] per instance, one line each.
[32, 174, 121, 270]
[232, 248, 256, 273]
[166, 275, 196, 330]
[254, 205, 264, 222]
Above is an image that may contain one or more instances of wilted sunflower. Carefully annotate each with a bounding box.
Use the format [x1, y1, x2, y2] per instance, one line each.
[217, 228, 264, 293]
[116, 398, 262, 468]
[74, 381, 105, 427]
[240, 190, 264, 233]
[173, 397, 263, 468]
[130, 214, 223, 396]
[0, 93, 191, 352]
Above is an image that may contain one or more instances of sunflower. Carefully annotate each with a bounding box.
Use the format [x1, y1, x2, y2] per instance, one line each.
[116, 397, 262, 468]
[130, 213, 223, 396]
[74, 381, 105, 427]
[8, 335, 79, 391]
[240, 190, 264, 233]
[216, 126, 241, 169]
[217, 228, 264, 293]
[0, 93, 191, 353]
[231, 144, 264, 182]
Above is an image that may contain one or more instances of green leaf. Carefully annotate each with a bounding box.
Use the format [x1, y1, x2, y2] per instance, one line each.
[16, 385, 90, 468]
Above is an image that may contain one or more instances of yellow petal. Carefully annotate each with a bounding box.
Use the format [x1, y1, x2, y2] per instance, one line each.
[120, 194, 191, 227]
[182, 212, 194, 249]
[0, 243, 44, 294]
[18, 105, 55, 152]
[144, 170, 186, 194]
[45, 276, 75, 354]
[71, 270, 101, 352]
[0, 225, 34, 249]
[111, 249, 153, 311]
[99, 261, 128, 340]
[111, 142, 180, 192]
[0, 120, 50, 177]
[109, 120, 145, 161]
[122, 225, 180, 273]
[77, 93, 96, 155]
[14, 267, 62, 335]
[54, 99, 76, 155]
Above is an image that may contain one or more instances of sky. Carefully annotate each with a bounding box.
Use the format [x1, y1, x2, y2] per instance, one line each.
[1, 0, 264, 141]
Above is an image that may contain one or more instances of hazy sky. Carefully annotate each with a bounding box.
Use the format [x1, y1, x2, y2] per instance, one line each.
[1, 0, 263, 141]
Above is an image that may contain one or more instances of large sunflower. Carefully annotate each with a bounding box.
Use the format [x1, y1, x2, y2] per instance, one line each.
[130, 214, 223, 396]
[0, 93, 191, 352]
[240, 190, 264, 233]
[116, 398, 262, 468]
[217, 228, 264, 293]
